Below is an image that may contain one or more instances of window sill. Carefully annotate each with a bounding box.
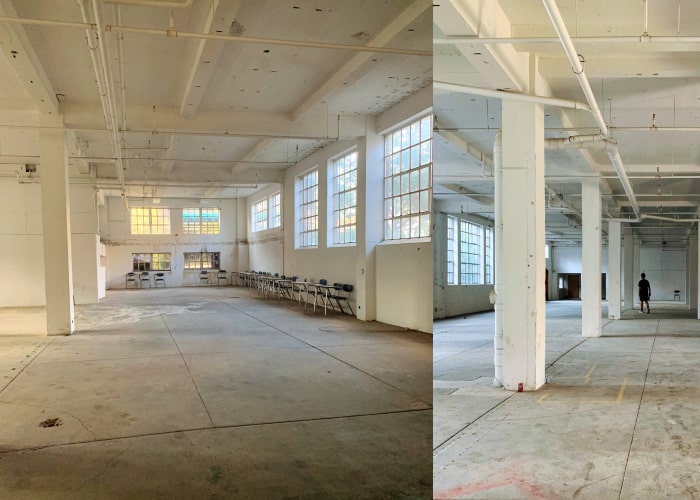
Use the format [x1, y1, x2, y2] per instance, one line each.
[379, 236, 432, 246]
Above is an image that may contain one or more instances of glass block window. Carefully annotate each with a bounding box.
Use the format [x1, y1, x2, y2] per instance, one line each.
[383, 115, 432, 240]
[183, 252, 220, 270]
[270, 192, 281, 228]
[297, 169, 319, 247]
[252, 199, 268, 232]
[183, 208, 220, 235]
[132, 253, 171, 271]
[130, 207, 171, 235]
[331, 151, 358, 245]
[447, 215, 458, 285]
[460, 220, 483, 285]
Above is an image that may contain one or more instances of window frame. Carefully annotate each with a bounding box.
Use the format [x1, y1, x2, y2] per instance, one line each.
[132, 252, 171, 272]
[446, 215, 458, 285]
[330, 150, 358, 246]
[183, 207, 220, 235]
[383, 115, 432, 241]
[485, 226, 494, 285]
[183, 252, 221, 270]
[459, 220, 483, 285]
[297, 168, 319, 248]
[269, 192, 282, 229]
[130, 207, 171, 235]
[251, 199, 269, 232]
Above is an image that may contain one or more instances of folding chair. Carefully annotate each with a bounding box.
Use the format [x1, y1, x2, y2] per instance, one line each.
[154, 272, 166, 288]
[139, 271, 151, 288]
[217, 270, 228, 286]
[329, 284, 354, 315]
[126, 272, 138, 288]
[199, 271, 210, 285]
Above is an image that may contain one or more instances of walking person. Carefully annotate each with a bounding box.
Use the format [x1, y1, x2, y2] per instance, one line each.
[638, 273, 651, 314]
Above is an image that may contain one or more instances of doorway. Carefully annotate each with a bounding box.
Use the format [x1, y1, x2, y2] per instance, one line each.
[558, 273, 581, 299]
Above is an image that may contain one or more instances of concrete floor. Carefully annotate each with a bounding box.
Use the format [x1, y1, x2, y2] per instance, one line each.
[0, 287, 432, 499]
[434, 300, 700, 499]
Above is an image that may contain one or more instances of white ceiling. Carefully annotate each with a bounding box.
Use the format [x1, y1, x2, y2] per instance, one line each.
[0, 0, 431, 201]
[434, 0, 700, 247]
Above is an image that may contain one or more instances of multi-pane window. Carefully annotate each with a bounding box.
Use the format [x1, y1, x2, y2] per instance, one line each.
[251, 193, 281, 232]
[485, 226, 494, 285]
[183, 208, 220, 235]
[132, 253, 171, 271]
[383, 115, 432, 240]
[183, 252, 220, 270]
[446, 216, 458, 285]
[130, 207, 171, 235]
[460, 221, 483, 285]
[332, 151, 358, 245]
[270, 193, 281, 228]
[297, 169, 319, 247]
[252, 199, 268, 232]
[448, 218, 495, 285]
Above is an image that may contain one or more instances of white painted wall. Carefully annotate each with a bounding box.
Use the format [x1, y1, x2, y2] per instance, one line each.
[433, 207, 494, 318]
[640, 247, 686, 301]
[280, 140, 361, 297]
[0, 179, 44, 306]
[246, 184, 284, 274]
[243, 87, 433, 331]
[550, 244, 610, 300]
[0, 177, 101, 307]
[377, 241, 433, 333]
[101, 197, 239, 288]
[70, 184, 101, 304]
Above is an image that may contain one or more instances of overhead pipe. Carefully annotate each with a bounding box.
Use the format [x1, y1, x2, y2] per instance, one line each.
[641, 214, 700, 223]
[0, 15, 429, 57]
[541, 0, 640, 220]
[103, 0, 192, 7]
[541, 0, 607, 136]
[434, 35, 700, 45]
[0, 122, 342, 141]
[434, 81, 591, 111]
[77, 0, 128, 206]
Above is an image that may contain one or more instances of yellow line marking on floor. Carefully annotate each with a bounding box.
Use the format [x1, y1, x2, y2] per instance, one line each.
[536, 393, 550, 403]
[616, 377, 628, 403]
[583, 364, 597, 384]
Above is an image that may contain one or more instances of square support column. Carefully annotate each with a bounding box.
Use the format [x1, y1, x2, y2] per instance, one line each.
[634, 238, 641, 305]
[624, 228, 634, 311]
[354, 122, 383, 322]
[39, 117, 74, 335]
[501, 101, 546, 391]
[582, 179, 602, 337]
[607, 221, 622, 319]
[689, 231, 697, 311]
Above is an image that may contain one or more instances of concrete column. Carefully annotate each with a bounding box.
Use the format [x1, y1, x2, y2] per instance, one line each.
[607, 221, 622, 319]
[697, 232, 700, 319]
[235, 198, 249, 272]
[623, 228, 634, 311]
[634, 238, 641, 308]
[493, 132, 503, 387]
[501, 101, 545, 391]
[689, 232, 697, 311]
[355, 123, 383, 322]
[39, 116, 74, 335]
[581, 179, 602, 337]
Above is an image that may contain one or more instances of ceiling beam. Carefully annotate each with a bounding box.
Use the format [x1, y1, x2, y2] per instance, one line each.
[179, 0, 242, 118]
[435, 0, 530, 91]
[232, 138, 274, 174]
[62, 102, 367, 139]
[291, 0, 429, 121]
[0, 0, 59, 114]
